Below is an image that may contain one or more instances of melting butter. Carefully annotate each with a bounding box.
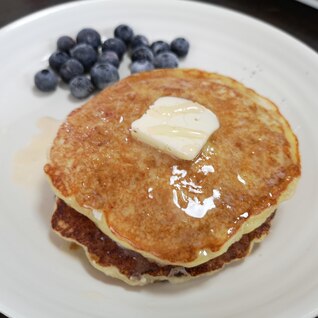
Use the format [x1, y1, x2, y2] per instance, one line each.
[147, 102, 204, 117]
[131, 96, 219, 160]
[148, 125, 207, 139]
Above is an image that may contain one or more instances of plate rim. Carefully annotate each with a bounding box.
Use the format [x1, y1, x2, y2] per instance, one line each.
[0, 0, 317, 60]
[0, 1, 317, 318]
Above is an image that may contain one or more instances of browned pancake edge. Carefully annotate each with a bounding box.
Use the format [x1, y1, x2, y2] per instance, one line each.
[52, 198, 274, 286]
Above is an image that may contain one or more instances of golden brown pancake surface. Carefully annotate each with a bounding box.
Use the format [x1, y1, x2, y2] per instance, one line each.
[44, 69, 301, 266]
[52, 199, 274, 285]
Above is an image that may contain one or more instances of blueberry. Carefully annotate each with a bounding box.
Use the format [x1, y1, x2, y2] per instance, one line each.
[114, 24, 134, 45]
[34, 69, 58, 92]
[90, 63, 119, 90]
[57, 36, 75, 52]
[131, 46, 154, 62]
[70, 43, 98, 71]
[76, 28, 101, 50]
[130, 35, 149, 50]
[150, 41, 170, 55]
[98, 51, 120, 68]
[130, 60, 154, 74]
[102, 38, 126, 60]
[170, 37, 189, 58]
[59, 58, 84, 83]
[69, 76, 95, 99]
[49, 51, 70, 72]
[154, 52, 178, 69]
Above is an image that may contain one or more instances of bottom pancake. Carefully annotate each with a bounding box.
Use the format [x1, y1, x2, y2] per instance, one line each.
[52, 199, 275, 286]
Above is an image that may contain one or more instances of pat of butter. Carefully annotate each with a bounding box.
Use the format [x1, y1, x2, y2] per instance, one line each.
[131, 96, 219, 160]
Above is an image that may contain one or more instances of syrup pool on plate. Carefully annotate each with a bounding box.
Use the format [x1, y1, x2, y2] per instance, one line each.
[12, 117, 61, 188]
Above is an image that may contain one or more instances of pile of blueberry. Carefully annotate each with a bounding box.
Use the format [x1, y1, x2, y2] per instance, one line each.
[34, 25, 190, 99]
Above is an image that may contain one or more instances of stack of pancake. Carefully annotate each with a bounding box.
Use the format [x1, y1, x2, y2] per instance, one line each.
[44, 69, 301, 286]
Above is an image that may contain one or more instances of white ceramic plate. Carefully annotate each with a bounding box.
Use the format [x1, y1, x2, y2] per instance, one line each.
[0, 1, 318, 317]
[296, 0, 318, 9]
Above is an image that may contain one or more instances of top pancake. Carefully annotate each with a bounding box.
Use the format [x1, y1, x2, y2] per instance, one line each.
[44, 68, 301, 267]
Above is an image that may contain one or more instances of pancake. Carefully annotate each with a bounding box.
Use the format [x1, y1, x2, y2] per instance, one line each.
[44, 68, 301, 267]
[52, 198, 275, 286]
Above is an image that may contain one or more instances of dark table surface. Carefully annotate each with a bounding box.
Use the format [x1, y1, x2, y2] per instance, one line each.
[0, 0, 317, 318]
[0, 0, 317, 52]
